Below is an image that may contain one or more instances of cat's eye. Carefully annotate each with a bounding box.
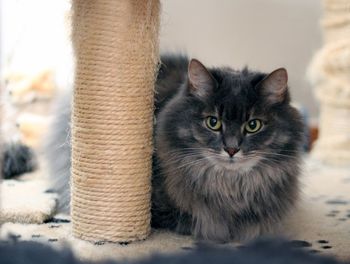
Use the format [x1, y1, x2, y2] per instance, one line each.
[206, 116, 222, 131]
[245, 119, 262, 133]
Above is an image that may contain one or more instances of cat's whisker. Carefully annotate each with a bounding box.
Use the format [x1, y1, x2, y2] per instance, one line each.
[163, 155, 207, 167]
[163, 152, 203, 163]
[249, 151, 299, 160]
[163, 147, 217, 155]
[253, 149, 301, 155]
[159, 158, 213, 177]
[256, 157, 294, 170]
[162, 149, 220, 165]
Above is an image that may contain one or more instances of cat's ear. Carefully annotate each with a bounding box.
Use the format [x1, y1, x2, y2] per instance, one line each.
[188, 59, 216, 98]
[258, 68, 288, 104]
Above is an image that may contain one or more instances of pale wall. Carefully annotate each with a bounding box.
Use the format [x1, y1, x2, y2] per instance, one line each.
[160, 0, 323, 118]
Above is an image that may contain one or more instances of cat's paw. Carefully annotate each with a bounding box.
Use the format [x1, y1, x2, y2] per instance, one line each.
[193, 219, 231, 243]
[175, 218, 192, 236]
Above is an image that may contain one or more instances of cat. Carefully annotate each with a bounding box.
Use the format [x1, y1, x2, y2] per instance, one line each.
[46, 54, 305, 243]
[2, 142, 36, 179]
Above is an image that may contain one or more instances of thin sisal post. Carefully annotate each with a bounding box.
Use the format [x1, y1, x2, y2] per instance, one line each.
[71, 0, 160, 242]
[309, 0, 350, 165]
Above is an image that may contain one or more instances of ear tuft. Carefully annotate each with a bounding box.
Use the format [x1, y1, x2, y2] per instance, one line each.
[259, 68, 288, 104]
[188, 59, 216, 98]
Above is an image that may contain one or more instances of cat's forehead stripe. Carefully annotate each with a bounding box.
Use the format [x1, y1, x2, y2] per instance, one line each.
[210, 69, 263, 122]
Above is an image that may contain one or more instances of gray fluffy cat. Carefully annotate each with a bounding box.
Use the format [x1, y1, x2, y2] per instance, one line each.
[46, 55, 305, 243]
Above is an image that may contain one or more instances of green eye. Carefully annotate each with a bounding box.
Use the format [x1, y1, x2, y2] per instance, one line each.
[206, 116, 222, 131]
[245, 119, 262, 133]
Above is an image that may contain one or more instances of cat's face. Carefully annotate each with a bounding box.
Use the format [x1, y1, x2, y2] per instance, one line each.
[157, 59, 304, 174]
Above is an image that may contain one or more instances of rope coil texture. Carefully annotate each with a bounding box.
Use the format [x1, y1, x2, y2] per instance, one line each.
[71, 0, 160, 242]
[308, 0, 350, 165]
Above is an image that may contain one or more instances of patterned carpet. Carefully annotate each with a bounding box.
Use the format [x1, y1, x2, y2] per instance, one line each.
[1, 156, 350, 261]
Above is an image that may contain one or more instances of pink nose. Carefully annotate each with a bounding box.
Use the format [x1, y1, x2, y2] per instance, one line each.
[224, 147, 240, 157]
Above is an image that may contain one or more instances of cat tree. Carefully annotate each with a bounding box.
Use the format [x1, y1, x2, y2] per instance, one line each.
[309, 0, 350, 165]
[71, 0, 160, 242]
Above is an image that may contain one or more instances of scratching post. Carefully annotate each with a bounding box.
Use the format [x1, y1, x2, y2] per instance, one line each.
[309, 0, 350, 165]
[71, 0, 160, 242]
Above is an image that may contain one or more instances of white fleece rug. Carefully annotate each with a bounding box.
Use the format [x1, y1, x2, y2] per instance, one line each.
[0, 178, 57, 225]
[1, 157, 350, 261]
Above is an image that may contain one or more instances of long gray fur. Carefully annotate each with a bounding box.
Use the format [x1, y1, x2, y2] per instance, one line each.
[45, 92, 72, 213]
[46, 54, 305, 242]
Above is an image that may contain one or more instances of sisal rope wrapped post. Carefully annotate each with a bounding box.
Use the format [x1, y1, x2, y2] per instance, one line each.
[71, 0, 160, 242]
[308, 0, 350, 165]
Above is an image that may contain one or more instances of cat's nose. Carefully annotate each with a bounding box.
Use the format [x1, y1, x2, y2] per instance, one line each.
[224, 147, 240, 157]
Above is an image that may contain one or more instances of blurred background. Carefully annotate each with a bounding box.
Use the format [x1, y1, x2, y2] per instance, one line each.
[0, 0, 322, 151]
